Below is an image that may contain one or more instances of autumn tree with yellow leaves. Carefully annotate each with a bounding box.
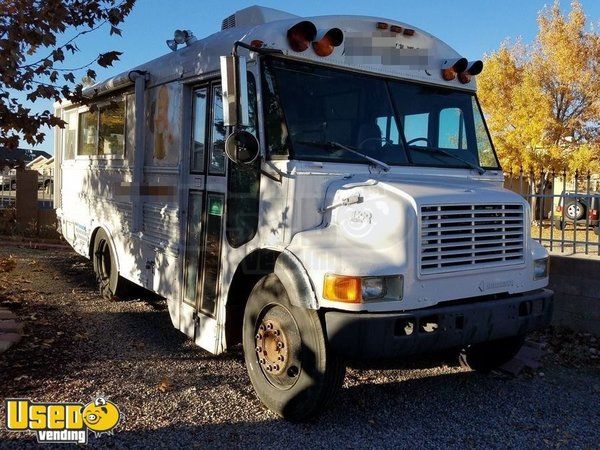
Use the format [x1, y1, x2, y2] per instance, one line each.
[478, 1, 600, 174]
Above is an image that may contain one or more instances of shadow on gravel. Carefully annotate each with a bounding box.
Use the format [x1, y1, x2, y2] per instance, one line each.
[50, 252, 97, 290]
[76, 310, 189, 354]
[71, 370, 499, 447]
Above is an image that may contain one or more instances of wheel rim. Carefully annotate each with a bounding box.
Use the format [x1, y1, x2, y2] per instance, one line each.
[567, 204, 582, 219]
[254, 304, 302, 390]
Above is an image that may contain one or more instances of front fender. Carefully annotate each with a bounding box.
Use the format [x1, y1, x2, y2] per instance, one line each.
[274, 250, 319, 309]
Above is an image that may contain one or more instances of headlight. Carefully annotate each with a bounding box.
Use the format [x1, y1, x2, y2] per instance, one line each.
[361, 277, 387, 300]
[533, 257, 549, 280]
[323, 275, 403, 303]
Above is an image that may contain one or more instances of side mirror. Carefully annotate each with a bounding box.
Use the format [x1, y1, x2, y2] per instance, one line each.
[220, 55, 249, 127]
[225, 130, 259, 164]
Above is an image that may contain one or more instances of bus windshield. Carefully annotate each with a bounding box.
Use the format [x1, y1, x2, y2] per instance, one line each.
[262, 57, 500, 170]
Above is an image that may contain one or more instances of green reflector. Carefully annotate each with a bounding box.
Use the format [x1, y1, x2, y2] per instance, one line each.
[209, 197, 223, 216]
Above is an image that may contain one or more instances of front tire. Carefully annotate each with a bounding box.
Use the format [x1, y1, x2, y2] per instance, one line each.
[92, 229, 129, 299]
[459, 335, 525, 373]
[243, 274, 345, 421]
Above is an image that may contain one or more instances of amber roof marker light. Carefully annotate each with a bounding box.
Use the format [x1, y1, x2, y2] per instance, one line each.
[312, 28, 344, 57]
[458, 60, 484, 84]
[287, 20, 317, 52]
[441, 57, 468, 81]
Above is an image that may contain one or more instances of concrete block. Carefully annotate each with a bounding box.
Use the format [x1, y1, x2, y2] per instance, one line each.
[549, 254, 600, 336]
[0, 320, 23, 332]
[0, 309, 17, 320]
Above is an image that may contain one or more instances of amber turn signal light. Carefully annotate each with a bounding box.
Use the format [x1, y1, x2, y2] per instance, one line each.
[323, 275, 362, 303]
[287, 21, 317, 52]
[458, 60, 484, 84]
[441, 57, 468, 81]
[312, 28, 344, 57]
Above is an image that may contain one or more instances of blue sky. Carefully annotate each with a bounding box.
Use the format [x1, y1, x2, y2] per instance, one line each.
[20, 0, 600, 154]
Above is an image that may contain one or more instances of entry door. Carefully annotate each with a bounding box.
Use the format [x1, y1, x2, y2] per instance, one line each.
[182, 81, 227, 350]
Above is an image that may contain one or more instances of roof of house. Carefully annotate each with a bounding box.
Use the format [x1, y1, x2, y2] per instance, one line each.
[25, 155, 49, 167]
[0, 148, 52, 166]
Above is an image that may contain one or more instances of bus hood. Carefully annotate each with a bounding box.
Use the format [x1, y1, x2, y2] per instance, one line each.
[287, 172, 538, 311]
[319, 173, 528, 224]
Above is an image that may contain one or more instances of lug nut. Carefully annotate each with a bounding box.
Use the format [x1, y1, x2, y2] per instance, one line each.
[255, 346, 262, 353]
[259, 324, 265, 331]
[259, 358, 266, 364]
[267, 365, 273, 371]
[278, 355, 285, 362]
[255, 334, 262, 340]
[274, 329, 281, 336]
[274, 364, 280, 371]
[267, 323, 273, 330]
[277, 342, 284, 349]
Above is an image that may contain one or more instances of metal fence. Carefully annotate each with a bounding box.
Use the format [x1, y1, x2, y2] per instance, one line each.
[505, 170, 600, 255]
[37, 175, 54, 209]
[0, 173, 54, 210]
[0, 175, 16, 209]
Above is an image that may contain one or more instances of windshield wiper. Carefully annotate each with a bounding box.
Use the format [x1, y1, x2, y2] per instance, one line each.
[409, 146, 485, 175]
[297, 140, 391, 172]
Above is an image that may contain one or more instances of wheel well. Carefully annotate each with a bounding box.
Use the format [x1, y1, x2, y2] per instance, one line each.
[89, 227, 101, 260]
[225, 249, 280, 348]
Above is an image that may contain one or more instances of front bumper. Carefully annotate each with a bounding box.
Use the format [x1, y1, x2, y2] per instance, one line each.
[324, 289, 553, 359]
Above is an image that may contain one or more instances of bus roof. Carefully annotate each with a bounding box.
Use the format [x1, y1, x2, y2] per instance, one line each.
[83, 5, 478, 98]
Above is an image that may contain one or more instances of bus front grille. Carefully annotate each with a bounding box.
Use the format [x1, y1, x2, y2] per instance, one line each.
[419, 204, 525, 275]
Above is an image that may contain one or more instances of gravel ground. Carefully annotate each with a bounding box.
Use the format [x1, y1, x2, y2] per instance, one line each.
[0, 246, 599, 449]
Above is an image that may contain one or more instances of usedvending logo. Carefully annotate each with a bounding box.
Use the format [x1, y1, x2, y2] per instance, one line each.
[5, 397, 120, 444]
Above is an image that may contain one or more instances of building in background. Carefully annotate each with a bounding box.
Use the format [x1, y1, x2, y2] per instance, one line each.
[0, 148, 52, 174]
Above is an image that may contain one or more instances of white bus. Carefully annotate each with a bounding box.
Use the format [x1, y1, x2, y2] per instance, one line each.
[54, 6, 553, 420]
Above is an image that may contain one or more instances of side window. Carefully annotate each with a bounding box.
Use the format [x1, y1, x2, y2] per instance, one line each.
[200, 193, 224, 315]
[98, 99, 125, 155]
[262, 61, 290, 158]
[183, 191, 203, 305]
[77, 110, 98, 156]
[76, 95, 128, 157]
[439, 108, 467, 150]
[472, 97, 498, 168]
[209, 85, 226, 174]
[403, 113, 429, 146]
[226, 73, 260, 248]
[63, 110, 77, 160]
[190, 87, 208, 173]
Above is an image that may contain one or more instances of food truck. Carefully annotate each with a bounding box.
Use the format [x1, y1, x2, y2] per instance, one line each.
[54, 6, 553, 420]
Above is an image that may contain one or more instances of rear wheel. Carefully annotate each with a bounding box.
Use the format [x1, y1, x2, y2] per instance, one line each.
[92, 229, 129, 299]
[243, 274, 345, 421]
[459, 335, 525, 373]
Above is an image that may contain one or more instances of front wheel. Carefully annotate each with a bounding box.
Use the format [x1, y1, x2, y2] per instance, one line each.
[459, 335, 525, 373]
[243, 274, 345, 421]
